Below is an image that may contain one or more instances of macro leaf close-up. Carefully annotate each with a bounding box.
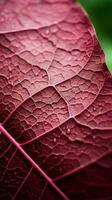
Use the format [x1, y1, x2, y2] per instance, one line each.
[0, 0, 112, 200]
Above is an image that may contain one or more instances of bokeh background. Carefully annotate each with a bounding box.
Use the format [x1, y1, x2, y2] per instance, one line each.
[78, 0, 112, 72]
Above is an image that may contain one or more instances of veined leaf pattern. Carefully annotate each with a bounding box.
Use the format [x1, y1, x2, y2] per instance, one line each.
[0, 0, 112, 199]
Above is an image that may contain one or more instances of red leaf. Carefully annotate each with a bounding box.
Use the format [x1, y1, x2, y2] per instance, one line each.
[0, 0, 112, 199]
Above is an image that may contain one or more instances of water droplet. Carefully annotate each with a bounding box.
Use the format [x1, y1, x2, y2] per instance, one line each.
[67, 128, 70, 134]
[93, 135, 96, 139]
[45, 28, 49, 35]
[54, 138, 57, 143]
[93, 107, 96, 111]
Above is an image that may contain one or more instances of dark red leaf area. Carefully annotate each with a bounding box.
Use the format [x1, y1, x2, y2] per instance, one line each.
[0, 132, 64, 200]
[57, 153, 112, 199]
[0, 0, 112, 200]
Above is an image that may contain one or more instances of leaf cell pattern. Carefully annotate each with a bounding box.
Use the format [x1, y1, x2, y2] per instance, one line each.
[0, 0, 112, 199]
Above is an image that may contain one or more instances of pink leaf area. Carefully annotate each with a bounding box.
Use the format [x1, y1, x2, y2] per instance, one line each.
[0, 0, 112, 199]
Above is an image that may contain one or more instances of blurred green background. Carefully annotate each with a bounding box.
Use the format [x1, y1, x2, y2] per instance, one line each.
[78, 0, 112, 72]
